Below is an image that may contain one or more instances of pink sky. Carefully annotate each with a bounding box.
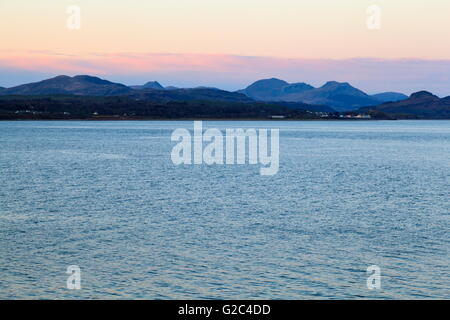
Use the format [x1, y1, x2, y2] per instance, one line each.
[1, 0, 449, 95]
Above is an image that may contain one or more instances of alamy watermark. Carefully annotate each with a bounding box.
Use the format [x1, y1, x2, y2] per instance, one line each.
[66, 5, 81, 30]
[171, 121, 279, 176]
[367, 265, 381, 290]
[66, 265, 81, 290]
[366, 5, 381, 30]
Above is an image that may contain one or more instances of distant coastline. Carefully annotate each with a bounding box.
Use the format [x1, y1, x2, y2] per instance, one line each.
[0, 117, 386, 121]
[0, 113, 389, 122]
[1, 75, 449, 120]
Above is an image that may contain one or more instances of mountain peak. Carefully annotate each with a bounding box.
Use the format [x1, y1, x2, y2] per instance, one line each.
[239, 78, 291, 101]
[410, 91, 438, 99]
[143, 81, 164, 89]
[251, 78, 289, 86]
[322, 81, 350, 88]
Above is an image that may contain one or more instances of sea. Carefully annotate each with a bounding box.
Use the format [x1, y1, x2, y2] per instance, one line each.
[0, 120, 449, 299]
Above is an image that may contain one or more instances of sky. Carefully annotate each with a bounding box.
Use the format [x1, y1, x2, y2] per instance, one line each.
[1, 0, 450, 95]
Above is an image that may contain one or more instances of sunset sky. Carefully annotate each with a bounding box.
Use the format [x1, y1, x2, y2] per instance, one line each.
[1, 0, 450, 95]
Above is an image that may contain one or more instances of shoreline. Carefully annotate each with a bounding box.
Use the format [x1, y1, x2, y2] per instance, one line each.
[0, 117, 392, 121]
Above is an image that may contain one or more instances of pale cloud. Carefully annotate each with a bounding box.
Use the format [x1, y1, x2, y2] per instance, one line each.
[1, 51, 449, 96]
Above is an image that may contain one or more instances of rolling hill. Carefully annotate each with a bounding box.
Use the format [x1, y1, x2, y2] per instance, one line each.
[371, 92, 408, 103]
[1, 75, 132, 96]
[359, 91, 450, 119]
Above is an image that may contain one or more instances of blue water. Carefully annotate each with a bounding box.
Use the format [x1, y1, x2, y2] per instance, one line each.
[0, 120, 449, 299]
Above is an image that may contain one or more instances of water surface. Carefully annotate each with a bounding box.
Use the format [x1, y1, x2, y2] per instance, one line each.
[0, 120, 449, 299]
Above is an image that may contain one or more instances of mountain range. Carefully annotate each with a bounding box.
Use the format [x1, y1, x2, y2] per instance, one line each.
[237, 78, 408, 112]
[0, 75, 331, 112]
[1, 75, 449, 118]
